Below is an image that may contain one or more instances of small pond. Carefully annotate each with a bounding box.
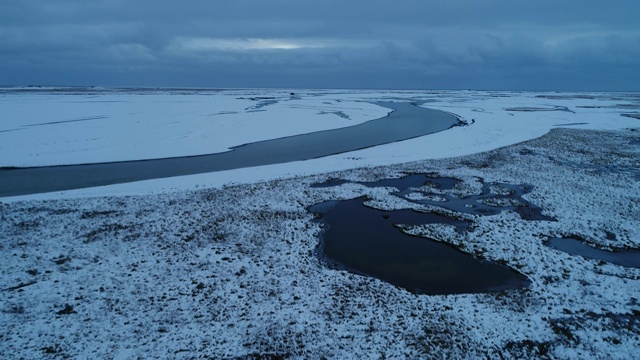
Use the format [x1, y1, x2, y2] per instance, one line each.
[310, 173, 536, 295]
[313, 173, 555, 221]
[310, 197, 529, 295]
[547, 237, 640, 269]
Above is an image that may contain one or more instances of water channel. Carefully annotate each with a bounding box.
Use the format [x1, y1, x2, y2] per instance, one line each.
[0, 102, 460, 197]
[547, 237, 640, 268]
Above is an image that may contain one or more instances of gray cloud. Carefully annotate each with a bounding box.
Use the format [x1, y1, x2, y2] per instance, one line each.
[1, 0, 639, 90]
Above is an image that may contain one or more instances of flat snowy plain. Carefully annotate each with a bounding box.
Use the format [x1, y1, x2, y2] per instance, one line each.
[1, 88, 639, 358]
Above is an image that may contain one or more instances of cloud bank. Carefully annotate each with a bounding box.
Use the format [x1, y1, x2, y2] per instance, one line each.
[1, 0, 639, 90]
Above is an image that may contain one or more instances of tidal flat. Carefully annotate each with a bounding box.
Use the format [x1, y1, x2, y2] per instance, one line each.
[1, 128, 639, 358]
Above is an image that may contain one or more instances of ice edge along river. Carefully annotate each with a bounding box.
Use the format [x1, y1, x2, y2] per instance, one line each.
[1, 89, 638, 202]
[0, 101, 460, 197]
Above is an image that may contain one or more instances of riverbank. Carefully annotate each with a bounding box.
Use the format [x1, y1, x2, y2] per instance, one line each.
[1, 89, 638, 202]
[0, 102, 459, 197]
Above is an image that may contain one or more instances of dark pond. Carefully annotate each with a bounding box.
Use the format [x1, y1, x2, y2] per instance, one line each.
[0, 102, 461, 197]
[314, 173, 555, 221]
[398, 181, 555, 221]
[309, 173, 557, 294]
[310, 197, 530, 295]
[312, 173, 459, 192]
[547, 237, 640, 268]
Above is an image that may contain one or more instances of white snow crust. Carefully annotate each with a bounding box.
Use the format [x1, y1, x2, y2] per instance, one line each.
[0, 89, 389, 167]
[1, 89, 638, 202]
[1, 89, 640, 358]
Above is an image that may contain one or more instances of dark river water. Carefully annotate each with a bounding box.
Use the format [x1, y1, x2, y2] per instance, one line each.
[0, 102, 460, 197]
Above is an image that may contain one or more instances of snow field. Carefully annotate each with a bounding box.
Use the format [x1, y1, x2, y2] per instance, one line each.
[1, 89, 639, 202]
[0, 90, 389, 167]
[2, 126, 639, 358]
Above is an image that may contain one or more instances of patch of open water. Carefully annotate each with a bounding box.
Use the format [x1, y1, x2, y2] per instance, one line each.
[546, 237, 640, 268]
[314, 173, 554, 221]
[310, 197, 530, 295]
[310, 173, 541, 294]
[312, 173, 458, 191]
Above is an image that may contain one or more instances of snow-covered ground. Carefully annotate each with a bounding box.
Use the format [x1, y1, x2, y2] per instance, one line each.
[1, 89, 639, 358]
[0, 89, 389, 167]
[1, 89, 638, 201]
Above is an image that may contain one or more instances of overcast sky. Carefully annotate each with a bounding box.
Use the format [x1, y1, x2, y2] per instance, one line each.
[2, 0, 639, 90]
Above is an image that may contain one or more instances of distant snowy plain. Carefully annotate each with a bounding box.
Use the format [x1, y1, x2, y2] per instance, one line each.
[1, 88, 637, 200]
[1, 89, 639, 358]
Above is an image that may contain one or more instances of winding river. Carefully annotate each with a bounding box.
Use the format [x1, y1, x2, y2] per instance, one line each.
[0, 102, 460, 197]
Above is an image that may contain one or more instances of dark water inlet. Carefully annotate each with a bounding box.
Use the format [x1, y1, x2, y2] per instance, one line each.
[547, 237, 640, 268]
[0, 102, 460, 197]
[399, 181, 555, 221]
[310, 197, 530, 295]
[314, 173, 554, 221]
[312, 173, 459, 192]
[309, 174, 550, 294]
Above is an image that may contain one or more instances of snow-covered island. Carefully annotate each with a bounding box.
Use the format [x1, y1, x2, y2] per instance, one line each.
[1, 88, 639, 358]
